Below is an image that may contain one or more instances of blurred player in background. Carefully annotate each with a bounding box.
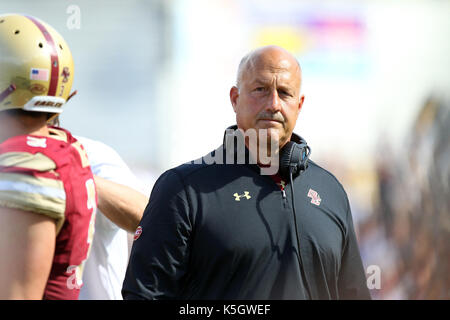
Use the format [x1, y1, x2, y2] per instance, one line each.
[0, 14, 96, 299]
[49, 114, 149, 301]
[75, 134, 148, 300]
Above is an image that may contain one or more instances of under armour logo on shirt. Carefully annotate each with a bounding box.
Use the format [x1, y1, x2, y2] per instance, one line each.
[307, 188, 321, 206]
[234, 191, 251, 201]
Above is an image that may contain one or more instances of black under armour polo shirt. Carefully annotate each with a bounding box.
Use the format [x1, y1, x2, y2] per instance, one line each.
[122, 142, 370, 300]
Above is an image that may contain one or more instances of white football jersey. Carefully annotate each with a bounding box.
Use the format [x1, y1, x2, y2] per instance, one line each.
[76, 136, 145, 300]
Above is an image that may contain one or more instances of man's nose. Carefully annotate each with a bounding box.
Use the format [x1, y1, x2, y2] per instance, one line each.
[266, 89, 282, 112]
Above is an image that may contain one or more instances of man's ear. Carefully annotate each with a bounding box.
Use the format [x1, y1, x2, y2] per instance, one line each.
[298, 94, 305, 114]
[230, 86, 239, 113]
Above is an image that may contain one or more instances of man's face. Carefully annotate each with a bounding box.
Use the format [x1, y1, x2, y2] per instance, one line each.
[230, 50, 304, 150]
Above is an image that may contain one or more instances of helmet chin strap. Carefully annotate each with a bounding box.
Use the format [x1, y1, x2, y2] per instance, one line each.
[66, 90, 78, 103]
[46, 90, 77, 125]
[0, 84, 17, 104]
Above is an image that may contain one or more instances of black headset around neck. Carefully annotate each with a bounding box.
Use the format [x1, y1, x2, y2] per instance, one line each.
[279, 138, 311, 180]
[223, 125, 311, 178]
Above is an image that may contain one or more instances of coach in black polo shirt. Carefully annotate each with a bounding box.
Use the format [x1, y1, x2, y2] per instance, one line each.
[122, 45, 371, 300]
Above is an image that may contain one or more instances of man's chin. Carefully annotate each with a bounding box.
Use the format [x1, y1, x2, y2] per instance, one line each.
[260, 126, 282, 138]
[255, 128, 284, 148]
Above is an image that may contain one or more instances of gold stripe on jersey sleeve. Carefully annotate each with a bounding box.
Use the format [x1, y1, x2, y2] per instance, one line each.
[0, 172, 65, 197]
[71, 141, 90, 168]
[0, 152, 56, 172]
[0, 172, 66, 231]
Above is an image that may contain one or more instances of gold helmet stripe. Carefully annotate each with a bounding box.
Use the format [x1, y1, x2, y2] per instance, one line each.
[24, 15, 59, 97]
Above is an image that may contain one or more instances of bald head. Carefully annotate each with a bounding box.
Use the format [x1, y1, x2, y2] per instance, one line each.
[230, 45, 305, 150]
[236, 45, 302, 93]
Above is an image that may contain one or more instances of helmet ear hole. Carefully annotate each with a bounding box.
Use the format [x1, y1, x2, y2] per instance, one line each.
[59, 44, 63, 50]
[39, 42, 43, 48]
[14, 30, 20, 34]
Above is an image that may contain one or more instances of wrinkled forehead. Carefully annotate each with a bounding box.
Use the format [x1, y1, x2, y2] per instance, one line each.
[240, 52, 301, 88]
[252, 53, 298, 71]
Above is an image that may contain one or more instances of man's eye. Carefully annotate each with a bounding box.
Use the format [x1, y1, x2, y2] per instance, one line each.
[278, 90, 291, 97]
[254, 87, 265, 92]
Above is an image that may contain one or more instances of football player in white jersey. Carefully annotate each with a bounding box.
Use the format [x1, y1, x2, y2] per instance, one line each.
[76, 136, 149, 300]
[49, 114, 150, 300]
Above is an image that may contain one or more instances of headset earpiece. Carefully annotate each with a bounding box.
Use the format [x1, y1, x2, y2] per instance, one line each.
[279, 141, 311, 179]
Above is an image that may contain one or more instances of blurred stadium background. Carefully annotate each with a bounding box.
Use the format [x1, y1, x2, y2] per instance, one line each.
[1, 0, 449, 299]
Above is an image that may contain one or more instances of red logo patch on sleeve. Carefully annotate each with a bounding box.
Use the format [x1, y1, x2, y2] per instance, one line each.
[134, 226, 142, 241]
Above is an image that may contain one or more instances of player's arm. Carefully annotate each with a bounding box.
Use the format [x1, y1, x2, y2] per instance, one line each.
[0, 207, 56, 299]
[94, 175, 148, 233]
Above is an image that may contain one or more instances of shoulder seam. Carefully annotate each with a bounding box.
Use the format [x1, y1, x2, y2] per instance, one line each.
[173, 160, 219, 180]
